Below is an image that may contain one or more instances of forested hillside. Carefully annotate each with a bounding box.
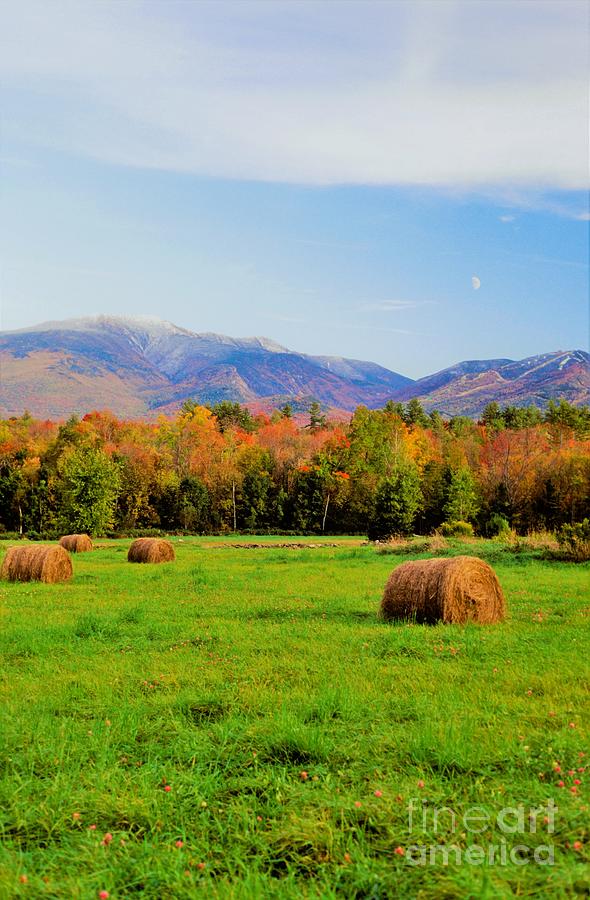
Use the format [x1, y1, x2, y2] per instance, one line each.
[1, 399, 588, 538]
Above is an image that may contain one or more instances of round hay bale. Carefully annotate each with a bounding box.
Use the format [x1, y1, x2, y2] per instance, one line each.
[1, 544, 73, 584]
[59, 534, 93, 553]
[380, 555, 505, 625]
[127, 537, 175, 564]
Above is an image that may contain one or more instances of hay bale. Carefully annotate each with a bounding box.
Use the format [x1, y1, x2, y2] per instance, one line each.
[127, 537, 175, 564]
[380, 555, 505, 625]
[1, 544, 73, 583]
[59, 534, 93, 553]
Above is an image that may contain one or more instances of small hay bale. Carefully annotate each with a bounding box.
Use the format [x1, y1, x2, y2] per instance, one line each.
[127, 537, 175, 564]
[380, 555, 505, 625]
[1, 544, 73, 584]
[59, 534, 94, 553]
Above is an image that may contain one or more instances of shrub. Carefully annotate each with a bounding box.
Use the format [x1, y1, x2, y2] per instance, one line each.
[0, 531, 23, 541]
[556, 519, 590, 562]
[439, 520, 474, 537]
[106, 527, 167, 539]
[25, 530, 60, 542]
[485, 513, 511, 538]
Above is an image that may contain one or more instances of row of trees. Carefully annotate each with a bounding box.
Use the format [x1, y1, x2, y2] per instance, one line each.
[0, 399, 588, 539]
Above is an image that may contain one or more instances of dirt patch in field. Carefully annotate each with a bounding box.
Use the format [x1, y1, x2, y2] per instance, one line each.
[215, 542, 346, 550]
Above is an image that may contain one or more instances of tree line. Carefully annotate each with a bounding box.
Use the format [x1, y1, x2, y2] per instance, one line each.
[0, 398, 588, 539]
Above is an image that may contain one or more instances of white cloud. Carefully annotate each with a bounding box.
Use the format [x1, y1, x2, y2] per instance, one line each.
[499, 215, 516, 223]
[1, 0, 588, 190]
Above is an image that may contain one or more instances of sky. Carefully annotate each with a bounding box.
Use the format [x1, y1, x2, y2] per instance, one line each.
[0, 0, 588, 378]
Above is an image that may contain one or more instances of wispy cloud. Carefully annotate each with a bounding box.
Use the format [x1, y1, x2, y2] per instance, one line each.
[486, 190, 589, 221]
[332, 322, 430, 337]
[0, 156, 38, 169]
[359, 299, 437, 313]
[265, 313, 308, 325]
[0, 1, 587, 192]
[490, 246, 589, 271]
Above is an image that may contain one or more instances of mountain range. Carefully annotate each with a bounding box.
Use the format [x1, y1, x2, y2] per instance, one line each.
[0, 316, 588, 419]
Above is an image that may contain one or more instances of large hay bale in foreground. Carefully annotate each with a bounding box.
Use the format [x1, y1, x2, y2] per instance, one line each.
[59, 534, 93, 553]
[1, 544, 73, 584]
[380, 555, 505, 625]
[127, 537, 175, 564]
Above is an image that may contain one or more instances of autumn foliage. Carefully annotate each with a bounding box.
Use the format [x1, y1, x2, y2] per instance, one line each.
[0, 400, 588, 537]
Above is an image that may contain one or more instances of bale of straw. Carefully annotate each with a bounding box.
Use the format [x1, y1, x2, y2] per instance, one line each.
[380, 555, 505, 625]
[59, 534, 93, 553]
[127, 537, 175, 564]
[1, 544, 73, 584]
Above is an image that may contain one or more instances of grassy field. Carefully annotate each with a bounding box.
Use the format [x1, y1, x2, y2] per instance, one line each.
[0, 537, 588, 899]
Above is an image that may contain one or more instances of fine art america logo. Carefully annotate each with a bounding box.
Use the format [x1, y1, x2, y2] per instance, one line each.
[404, 798, 557, 866]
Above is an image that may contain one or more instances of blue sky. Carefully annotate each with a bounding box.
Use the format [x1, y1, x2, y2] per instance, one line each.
[1, 0, 588, 378]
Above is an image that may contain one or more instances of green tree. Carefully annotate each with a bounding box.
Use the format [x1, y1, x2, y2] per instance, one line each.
[0, 451, 29, 534]
[177, 477, 210, 531]
[404, 398, 429, 428]
[428, 409, 444, 432]
[443, 466, 479, 523]
[57, 447, 121, 535]
[238, 469, 271, 530]
[481, 402, 504, 431]
[308, 401, 326, 430]
[209, 402, 255, 434]
[368, 463, 423, 540]
[291, 468, 325, 532]
[383, 400, 405, 418]
[448, 416, 475, 437]
[502, 405, 542, 429]
[417, 460, 446, 532]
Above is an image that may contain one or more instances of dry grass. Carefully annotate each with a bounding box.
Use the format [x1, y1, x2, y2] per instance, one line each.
[1, 544, 73, 583]
[127, 537, 175, 564]
[380, 555, 506, 625]
[59, 534, 93, 553]
[427, 533, 448, 554]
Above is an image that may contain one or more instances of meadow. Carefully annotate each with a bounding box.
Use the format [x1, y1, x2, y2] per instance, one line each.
[0, 537, 588, 899]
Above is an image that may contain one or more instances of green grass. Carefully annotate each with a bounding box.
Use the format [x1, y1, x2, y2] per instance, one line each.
[0, 538, 588, 899]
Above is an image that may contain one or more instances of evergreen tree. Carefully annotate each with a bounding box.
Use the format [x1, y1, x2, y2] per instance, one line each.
[308, 401, 326, 430]
[209, 401, 255, 433]
[239, 469, 271, 530]
[368, 463, 423, 540]
[404, 398, 429, 428]
[443, 466, 479, 523]
[428, 409, 444, 432]
[481, 402, 503, 430]
[177, 477, 210, 531]
[383, 400, 405, 419]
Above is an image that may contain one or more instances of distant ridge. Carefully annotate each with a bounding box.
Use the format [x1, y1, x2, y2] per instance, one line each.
[394, 350, 590, 416]
[0, 316, 588, 418]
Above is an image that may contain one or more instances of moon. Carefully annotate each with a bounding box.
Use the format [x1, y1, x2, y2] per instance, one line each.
[471, 275, 481, 290]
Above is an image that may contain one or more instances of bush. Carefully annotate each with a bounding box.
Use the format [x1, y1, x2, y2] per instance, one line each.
[485, 513, 511, 538]
[439, 520, 475, 537]
[25, 530, 59, 541]
[0, 531, 23, 541]
[556, 519, 590, 562]
[106, 527, 168, 539]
